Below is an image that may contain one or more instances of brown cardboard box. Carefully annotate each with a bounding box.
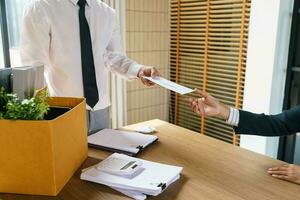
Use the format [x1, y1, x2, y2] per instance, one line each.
[0, 97, 88, 196]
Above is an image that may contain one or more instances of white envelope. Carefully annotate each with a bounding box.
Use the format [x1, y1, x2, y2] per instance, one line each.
[143, 76, 195, 95]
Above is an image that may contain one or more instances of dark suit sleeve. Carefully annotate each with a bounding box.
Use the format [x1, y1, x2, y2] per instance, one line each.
[234, 105, 300, 136]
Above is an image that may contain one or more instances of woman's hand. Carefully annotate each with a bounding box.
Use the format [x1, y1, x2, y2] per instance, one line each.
[268, 164, 300, 184]
[187, 89, 230, 120]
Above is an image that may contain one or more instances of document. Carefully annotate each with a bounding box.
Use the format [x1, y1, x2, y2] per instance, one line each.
[143, 76, 195, 95]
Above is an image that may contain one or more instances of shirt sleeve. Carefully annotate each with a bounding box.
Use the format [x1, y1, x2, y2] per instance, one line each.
[226, 107, 240, 127]
[20, 2, 51, 68]
[103, 12, 142, 79]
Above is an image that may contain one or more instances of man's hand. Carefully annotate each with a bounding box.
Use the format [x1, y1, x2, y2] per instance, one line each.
[268, 164, 300, 185]
[187, 89, 230, 120]
[137, 66, 160, 86]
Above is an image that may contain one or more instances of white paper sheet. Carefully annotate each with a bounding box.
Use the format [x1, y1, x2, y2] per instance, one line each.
[143, 76, 195, 95]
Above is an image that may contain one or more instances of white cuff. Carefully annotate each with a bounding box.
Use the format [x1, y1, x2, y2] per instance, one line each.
[226, 107, 240, 127]
[127, 63, 143, 78]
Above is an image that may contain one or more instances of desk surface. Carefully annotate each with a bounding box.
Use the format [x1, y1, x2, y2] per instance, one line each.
[1, 119, 299, 200]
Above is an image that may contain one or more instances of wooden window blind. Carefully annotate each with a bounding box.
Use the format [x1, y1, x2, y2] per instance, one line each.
[169, 0, 251, 145]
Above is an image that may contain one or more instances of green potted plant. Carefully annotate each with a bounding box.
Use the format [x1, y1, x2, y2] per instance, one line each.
[0, 87, 49, 120]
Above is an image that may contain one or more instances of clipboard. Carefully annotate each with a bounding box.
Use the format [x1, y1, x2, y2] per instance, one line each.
[88, 129, 159, 156]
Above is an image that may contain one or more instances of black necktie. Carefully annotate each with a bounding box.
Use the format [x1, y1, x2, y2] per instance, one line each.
[78, 0, 99, 108]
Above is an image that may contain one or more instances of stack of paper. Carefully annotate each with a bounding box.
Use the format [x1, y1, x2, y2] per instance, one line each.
[11, 65, 44, 100]
[88, 129, 158, 156]
[81, 153, 183, 200]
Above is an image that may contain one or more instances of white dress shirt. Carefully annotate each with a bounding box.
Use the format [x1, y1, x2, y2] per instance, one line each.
[20, 0, 141, 111]
[226, 107, 240, 127]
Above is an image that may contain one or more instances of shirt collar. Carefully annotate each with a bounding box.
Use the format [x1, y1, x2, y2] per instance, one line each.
[69, 0, 91, 7]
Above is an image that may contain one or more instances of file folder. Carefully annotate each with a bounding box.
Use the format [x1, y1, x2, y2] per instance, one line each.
[88, 129, 158, 156]
[0, 68, 12, 92]
[113, 175, 180, 200]
[11, 65, 44, 100]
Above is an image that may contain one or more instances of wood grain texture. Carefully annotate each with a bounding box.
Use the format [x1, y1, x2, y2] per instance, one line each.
[1, 119, 299, 200]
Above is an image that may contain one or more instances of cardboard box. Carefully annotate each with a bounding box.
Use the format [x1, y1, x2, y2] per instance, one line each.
[0, 97, 88, 196]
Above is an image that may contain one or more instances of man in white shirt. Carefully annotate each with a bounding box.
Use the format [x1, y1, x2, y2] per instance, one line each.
[20, 0, 159, 134]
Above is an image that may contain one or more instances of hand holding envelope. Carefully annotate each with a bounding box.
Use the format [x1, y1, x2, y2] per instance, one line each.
[143, 76, 195, 95]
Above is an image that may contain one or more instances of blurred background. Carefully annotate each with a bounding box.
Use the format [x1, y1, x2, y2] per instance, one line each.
[0, 0, 299, 165]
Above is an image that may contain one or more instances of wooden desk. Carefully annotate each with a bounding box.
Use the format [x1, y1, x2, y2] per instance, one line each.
[1, 120, 299, 200]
